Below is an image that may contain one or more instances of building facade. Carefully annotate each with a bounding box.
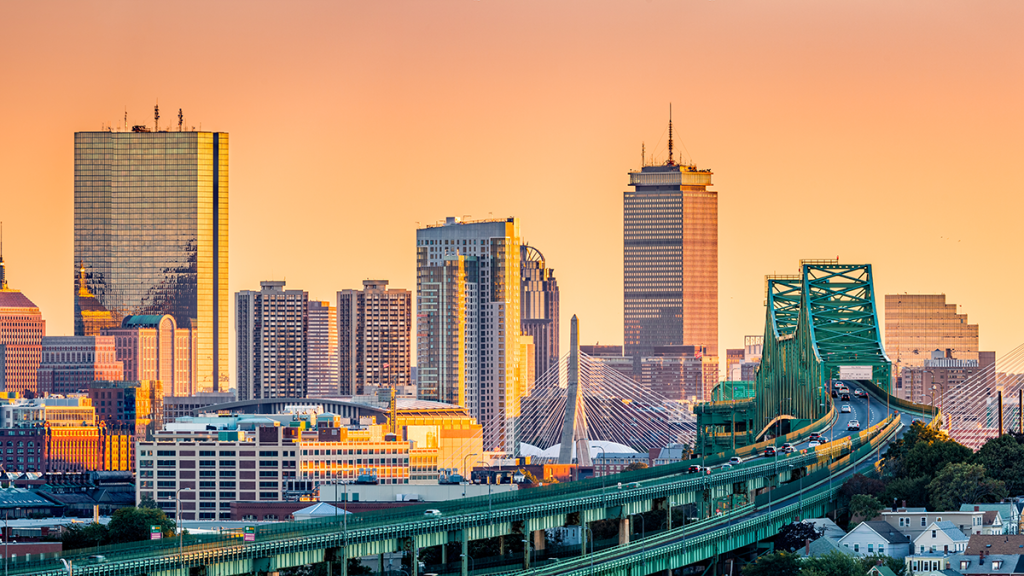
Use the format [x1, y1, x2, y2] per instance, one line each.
[521, 245, 559, 386]
[0, 257, 45, 396]
[416, 217, 524, 453]
[901, 349, 997, 408]
[74, 263, 118, 337]
[306, 301, 339, 398]
[0, 397, 127, 473]
[102, 314, 195, 397]
[885, 294, 981, 388]
[74, 129, 228, 393]
[337, 280, 412, 396]
[624, 135, 718, 374]
[37, 336, 124, 395]
[235, 281, 309, 400]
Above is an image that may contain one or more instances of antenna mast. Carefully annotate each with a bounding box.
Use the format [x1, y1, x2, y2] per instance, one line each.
[124, 107, 128, 131]
[154, 101, 160, 131]
[178, 108, 184, 132]
[641, 142, 645, 168]
[667, 103, 674, 165]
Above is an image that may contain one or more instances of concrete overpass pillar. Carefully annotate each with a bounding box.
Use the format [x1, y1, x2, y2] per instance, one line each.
[581, 521, 588, 557]
[410, 538, 419, 576]
[618, 517, 630, 545]
[524, 531, 531, 570]
[533, 529, 545, 552]
[460, 531, 469, 576]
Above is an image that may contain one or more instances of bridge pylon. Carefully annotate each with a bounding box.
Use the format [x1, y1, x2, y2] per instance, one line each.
[558, 315, 592, 465]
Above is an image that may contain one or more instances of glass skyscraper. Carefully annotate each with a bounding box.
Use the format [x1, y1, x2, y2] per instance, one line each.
[74, 130, 228, 393]
[624, 150, 718, 373]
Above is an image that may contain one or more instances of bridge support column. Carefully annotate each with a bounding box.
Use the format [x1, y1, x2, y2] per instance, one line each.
[460, 530, 469, 576]
[618, 518, 630, 545]
[524, 532, 531, 570]
[581, 521, 588, 557]
[410, 539, 419, 576]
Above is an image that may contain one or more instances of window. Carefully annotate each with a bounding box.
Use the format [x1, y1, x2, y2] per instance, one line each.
[961, 561, 971, 570]
[867, 544, 873, 553]
[921, 517, 926, 527]
[220, 471, 236, 478]
[157, 450, 176, 456]
[199, 481, 216, 489]
[878, 545, 884, 555]
[932, 530, 937, 538]
[992, 561, 1003, 570]
[854, 544, 859, 552]
[199, 451, 215, 457]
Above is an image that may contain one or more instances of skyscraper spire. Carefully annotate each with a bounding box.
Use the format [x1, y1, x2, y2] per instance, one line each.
[667, 103, 675, 166]
[78, 261, 90, 297]
[0, 221, 6, 290]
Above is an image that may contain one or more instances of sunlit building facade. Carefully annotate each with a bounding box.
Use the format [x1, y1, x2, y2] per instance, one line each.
[521, 245, 559, 387]
[416, 217, 524, 453]
[624, 155, 718, 373]
[0, 256, 45, 396]
[102, 314, 195, 397]
[885, 294, 981, 393]
[337, 280, 412, 396]
[235, 281, 308, 400]
[306, 301, 339, 398]
[74, 130, 229, 393]
[37, 336, 124, 395]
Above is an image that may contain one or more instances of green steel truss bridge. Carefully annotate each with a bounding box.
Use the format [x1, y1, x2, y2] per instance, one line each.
[10, 261, 934, 576]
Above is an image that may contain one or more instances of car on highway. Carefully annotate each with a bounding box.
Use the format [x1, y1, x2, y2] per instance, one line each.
[686, 464, 704, 474]
[781, 443, 795, 454]
[847, 420, 861, 431]
[841, 404, 852, 413]
[424, 509, 442, 517]
[729, 456, 743, 465]
[854, 389, 867, 398]
[841, 393, 851, 401]
[719, 463, 732, 471]
[808, 440, 820, 448]
[764, 446, 777, 457]
[808, 432, 822, 442]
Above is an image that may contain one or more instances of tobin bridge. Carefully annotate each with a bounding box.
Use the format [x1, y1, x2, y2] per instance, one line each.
[9, 261, 938, 576]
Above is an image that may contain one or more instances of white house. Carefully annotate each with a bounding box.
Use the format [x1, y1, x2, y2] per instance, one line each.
[904, 521, 970, 574]
[960, 504, 1018, 535]
[837, 521, 912, 559]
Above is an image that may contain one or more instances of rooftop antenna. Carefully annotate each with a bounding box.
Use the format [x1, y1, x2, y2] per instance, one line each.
[154, 100, 160, 131]
[667, 103, 675, 166]
[178, 108, 184, 132]
[123, 107, 127, 132]
[641, 142, 645, 168]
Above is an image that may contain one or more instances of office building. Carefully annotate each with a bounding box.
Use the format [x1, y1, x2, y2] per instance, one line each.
[624, 118, 718, 372]
[102, 314, 195, 397]
[337, 280, 412, 396]
[640, 345, 714, 401]
[901, 349, 997, 408]
[236, 281, 308, 400]
[416, 217, 524, 452]
[0, 254, 45, 396]
[88, 380, 164, 438]
[885, 294, 983, 393]
[37, 336, 124, 395]
[521, 245, 559, 385]
[74, 128, 228, 393]
[306, 301, 339, 398]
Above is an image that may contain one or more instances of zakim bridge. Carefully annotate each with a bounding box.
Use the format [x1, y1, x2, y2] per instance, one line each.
[9, 261, 941, 576]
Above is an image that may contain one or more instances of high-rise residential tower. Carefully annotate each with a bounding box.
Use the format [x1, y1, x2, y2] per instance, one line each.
[416, 217, 524, 453]
[521, 245, 559, 386]
[337, 280, 412, 396]
[624, 114, 718, 374]
[307, 300, 339, 398]
[0, 252, 46, 396]
[235, 281, 309, 400]
[74, 127, 228, 393]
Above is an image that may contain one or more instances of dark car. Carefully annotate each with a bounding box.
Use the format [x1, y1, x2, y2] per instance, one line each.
[831, 390, 838, 398]
[808, 432, 822, 442]
[764, 446, 777, 457]
[841, 393, 851, 401]
[686, 465, 703, 474]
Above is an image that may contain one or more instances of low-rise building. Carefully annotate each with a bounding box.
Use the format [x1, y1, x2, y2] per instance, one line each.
[837, 521, 912, 559]
[946, 535, 1024, 576]
[905, 521, 970, 574]
[960, 504, 1019, 534]
[37, 336, 123, 395]
[880, 507, 1002, 538]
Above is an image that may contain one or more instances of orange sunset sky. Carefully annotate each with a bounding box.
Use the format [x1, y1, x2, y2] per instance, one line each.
[1, 1, 1022, 376]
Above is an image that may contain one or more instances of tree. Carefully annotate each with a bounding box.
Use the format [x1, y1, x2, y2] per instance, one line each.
[881, 476, 930, 509]
[974, 434, 1024, 494]
[741, 551, 801, 576]
[60, 523, 109, 551]
[928, 462, 1007, 511]
[624, 462, 649, 472]
[859, 554, 906, 576]
[882, 423, 972, 481]
[774, 521, 823, 553]
[850, 494, 884, 522]
[347, 559, 372, 575]
[138, 495, 160, 510]
[802, 551, 861, 576]
[106, 506, 176, 544]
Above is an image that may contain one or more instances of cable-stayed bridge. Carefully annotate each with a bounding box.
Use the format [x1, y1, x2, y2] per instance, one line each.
[6, 261, 943, 576]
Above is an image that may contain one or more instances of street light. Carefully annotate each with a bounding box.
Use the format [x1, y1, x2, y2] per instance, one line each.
[460, 552, 474, 574]
[462, 453, 478, 497]
[593, 445, 606, 494]
[175, 487, 194, 570]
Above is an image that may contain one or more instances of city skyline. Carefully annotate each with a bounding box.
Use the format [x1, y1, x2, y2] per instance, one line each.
[1, 1, 1021, 376]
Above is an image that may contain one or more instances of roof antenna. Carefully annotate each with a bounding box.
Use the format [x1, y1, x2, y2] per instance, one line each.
[124, 107, 128, 132]
[178, 108, 184, 132]
[154, 100, 160, 131]
[667, 103, 675, 166]
[641, 142, 645, 168]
